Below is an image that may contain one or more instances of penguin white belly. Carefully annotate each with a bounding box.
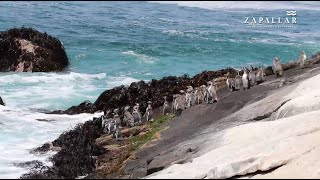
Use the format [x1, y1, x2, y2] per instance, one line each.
[242, 75, 249, 88]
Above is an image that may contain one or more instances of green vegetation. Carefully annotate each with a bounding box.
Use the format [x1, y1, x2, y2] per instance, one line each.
[128, 114, 175, 152]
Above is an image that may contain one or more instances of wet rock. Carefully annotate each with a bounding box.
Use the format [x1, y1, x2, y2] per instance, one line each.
[22, 117, 106, 179]
[282, 61, 298, 71]
[30, 142, 51, 154]
[53, 68, 238, 116]
[49, 100, 93, 115]
[0, 27, 69, 72]
[0, 96, 4, 106]
[36, 118, 55, 122]
[13, 160, 43, 169]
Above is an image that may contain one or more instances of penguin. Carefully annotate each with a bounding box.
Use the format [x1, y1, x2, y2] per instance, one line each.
[132, 103, 142, 125]
[106, 112, 116, 135]
[186, 86, 195, 107]
[226, 76, 235, 92]
[102, 110, 113, 134]
[248, 66, 256, 87]
[113, 125, 122, 140]
[195, 86, 204, 104]
[255, 66, 266, 84]
[123, 106, 135, 127]
[273, 57, 283, 77]
[242, 68, 250, 90]
[144, 101, 154, 122]
[172, 94, 179, 114]
[179, 90, 187, 109]
[185, 86, 192, 108]
[173, 92, 185, 116]
[206, 80, 218, 104]
[235, 71, 242, 91]
[199, 85, 207, 103]
[162, 96, 171, 115]
[113, 109, 121, 127]
[298, 51, 307, 68]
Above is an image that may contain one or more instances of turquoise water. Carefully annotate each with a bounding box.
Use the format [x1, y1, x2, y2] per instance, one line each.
[0, 1, 320, 178]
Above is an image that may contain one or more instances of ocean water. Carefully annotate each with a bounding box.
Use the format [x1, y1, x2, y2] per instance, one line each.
[0, 1, 319, 178]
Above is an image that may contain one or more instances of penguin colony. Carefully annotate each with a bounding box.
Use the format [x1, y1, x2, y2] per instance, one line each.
[100, 53, 307, 140]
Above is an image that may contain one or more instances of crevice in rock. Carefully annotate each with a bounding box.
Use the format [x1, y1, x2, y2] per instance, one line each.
[227, 163, 285, 179]
[146, 166, 165, 175]
[248, 99, 291, 122]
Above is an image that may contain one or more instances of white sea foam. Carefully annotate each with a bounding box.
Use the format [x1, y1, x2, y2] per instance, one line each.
[106, 76, 141, 88]
[158, 17, 175, 23]
[0, 70, 144, 178]
[0, 72, 140, 110]
[122, 50, 158, 64]
[149, 1, 320, 11]
[0, 105, 103, 178]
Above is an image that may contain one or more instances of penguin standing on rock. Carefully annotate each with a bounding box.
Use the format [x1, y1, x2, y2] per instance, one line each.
[255, 66, 266, 84]
[112, 109, 122, 140]
[205, 80, 218, 104]
[132, 103, 142, 125]
[248, 66, 256, 87]
[162, 96, 171, 115]
[226, 76, 235, 92]
[273, 57, 283, 77]
[123, 106, 134, 127]
[144, 101, 154, 122]
[298, 51, 307, 68]
[235, 71, 242, 91]
[242, 68, 250, 90]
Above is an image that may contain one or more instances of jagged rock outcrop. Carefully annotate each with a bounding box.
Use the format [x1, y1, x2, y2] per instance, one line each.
[50, 68, 238, 115]
[0, 27, 69, 72]
[23, 117, 106, 179]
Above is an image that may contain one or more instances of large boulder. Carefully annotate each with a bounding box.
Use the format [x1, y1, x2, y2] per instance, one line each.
[0, 27, 69, 72]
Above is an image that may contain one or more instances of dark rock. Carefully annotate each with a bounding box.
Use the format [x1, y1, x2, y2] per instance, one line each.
[264, 66, 274, 76]
[13, 160, 43, 169]
[36, 118, 55, 122]
[282, 61, 298, 71]
[22, 117, 106, 179]
[30, 143, 51, 154]
[52, 68, 237, 116]
[0, 96, 4, 106]
[49, 100, 93, 115]
[0, 27, 69, 72]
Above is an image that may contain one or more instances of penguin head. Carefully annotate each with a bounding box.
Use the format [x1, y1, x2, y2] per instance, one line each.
[124, 106, 130, 111]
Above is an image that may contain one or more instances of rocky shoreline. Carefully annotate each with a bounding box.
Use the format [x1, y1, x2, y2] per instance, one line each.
[19, 54, 320, 179]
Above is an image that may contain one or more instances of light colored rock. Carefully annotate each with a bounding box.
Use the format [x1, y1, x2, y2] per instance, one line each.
[147, 110, 320, 179]
[146, 72, 320, 179]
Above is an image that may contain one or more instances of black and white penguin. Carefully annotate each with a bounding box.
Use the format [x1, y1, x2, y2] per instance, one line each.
[242, 68, 250, 90]
[123, 106, 135, 127]
[298, 51, 307, 68]
[235, 71, 242, 91]
[162, 96, 171, 115]
[273, 57, 283, 77]
[144, 101, 154, 122]
[206, 80, 218, 104]
[248, 66, 256, 87]
[132, 103, 142, 125]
